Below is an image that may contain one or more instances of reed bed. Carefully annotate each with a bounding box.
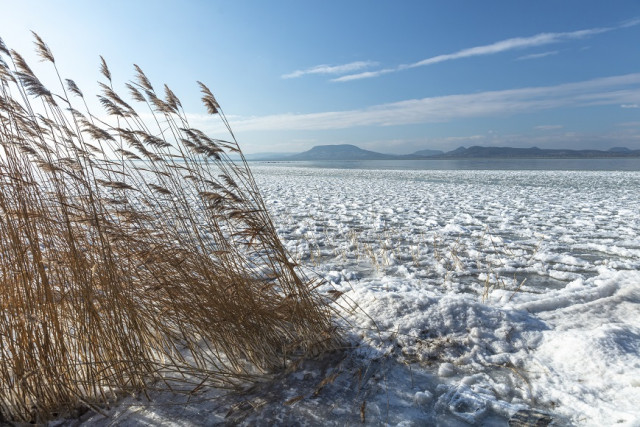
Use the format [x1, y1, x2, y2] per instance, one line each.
[0, 34, 337, 423]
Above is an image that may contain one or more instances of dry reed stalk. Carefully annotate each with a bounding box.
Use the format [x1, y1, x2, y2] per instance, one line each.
[0, 34, 338, 423]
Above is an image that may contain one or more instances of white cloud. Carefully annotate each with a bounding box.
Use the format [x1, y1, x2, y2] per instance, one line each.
[617, 121, 640, 127]
[281, 61, 378, 79]
[335, 20, 639, 82]
[190, 73, 640, 132]
[408, 27, 608, 68]
[331, 68, 394, 82]
[535, 124, 564, 130]
[621, 103, 639, 108]
[517, 50, 559, 61]
[620, 17, 640, 28]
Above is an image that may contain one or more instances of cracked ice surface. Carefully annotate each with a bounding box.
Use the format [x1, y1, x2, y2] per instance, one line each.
[254, 165, 640, 426]
[80, 165, 640, 426]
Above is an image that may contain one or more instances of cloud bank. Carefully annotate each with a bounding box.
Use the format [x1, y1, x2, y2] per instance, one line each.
[191, 73, 640, 133]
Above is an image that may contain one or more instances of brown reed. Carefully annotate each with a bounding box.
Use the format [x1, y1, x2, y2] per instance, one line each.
[0, 33, 338, 423]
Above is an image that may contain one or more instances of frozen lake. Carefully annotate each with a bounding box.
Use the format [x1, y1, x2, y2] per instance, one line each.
[84, 162, 640, 426]
[254, 164, 640, 294]
[251, 163, 640, 426]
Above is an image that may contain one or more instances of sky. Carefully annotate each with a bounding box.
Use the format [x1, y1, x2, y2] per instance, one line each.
[1, 0, 639, 154]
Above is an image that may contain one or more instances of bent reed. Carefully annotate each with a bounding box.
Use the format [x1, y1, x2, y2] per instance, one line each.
[0, 34, 337, 423]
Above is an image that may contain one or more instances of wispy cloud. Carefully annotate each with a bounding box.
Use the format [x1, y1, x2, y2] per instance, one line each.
[535, 124, 564, 130]
[517, 50, 559, 61]
[621, 103, 639, 108]
[617, 121, 640, 127]
[335, 20, 639, 82]
[332, 68, 395, 82]
[620, 17, 640, 28]
[191, 73, 640, 132]
[281, 61, 378, 79]
[408, 28, 608, 67]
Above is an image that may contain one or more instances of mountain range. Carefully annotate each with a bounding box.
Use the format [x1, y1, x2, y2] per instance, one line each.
[250, 144, 640, 161]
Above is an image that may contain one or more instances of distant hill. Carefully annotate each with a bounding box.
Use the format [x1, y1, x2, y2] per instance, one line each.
[433, 146, 640, 159]
[285, 144, 398, 160]
[248, 144, 640, 161]
[256, 144, 444, 161]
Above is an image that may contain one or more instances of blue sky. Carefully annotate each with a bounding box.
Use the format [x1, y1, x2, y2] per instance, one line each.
[1, 0, 639, 154]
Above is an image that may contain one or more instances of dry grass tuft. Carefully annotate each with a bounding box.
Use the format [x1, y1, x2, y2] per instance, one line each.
[0, 34, 338, 423]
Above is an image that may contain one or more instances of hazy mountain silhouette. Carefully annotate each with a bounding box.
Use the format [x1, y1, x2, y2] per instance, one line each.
[282, 144, 398, 160]
[433, 146, 640, 158]
[252, 144, 640, 160]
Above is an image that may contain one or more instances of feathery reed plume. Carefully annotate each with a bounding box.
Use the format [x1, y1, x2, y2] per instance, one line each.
[99, 55, 111, 81]
[198, 80, 220, 115]
[31, 31, 55, 63]
[65, 78, 83, 97]
[0, 34, 338, 423]
[133, 63, 153, 91]
[0, 36, 9, 56]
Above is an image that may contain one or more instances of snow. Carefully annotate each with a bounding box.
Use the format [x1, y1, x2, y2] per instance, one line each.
[76, 165, 640, 426]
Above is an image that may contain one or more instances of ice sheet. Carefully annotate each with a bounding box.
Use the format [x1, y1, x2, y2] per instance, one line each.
[77, 166, 640, 426]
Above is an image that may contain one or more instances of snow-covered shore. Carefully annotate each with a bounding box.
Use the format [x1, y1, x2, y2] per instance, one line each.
[79, 165, 640, 426]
